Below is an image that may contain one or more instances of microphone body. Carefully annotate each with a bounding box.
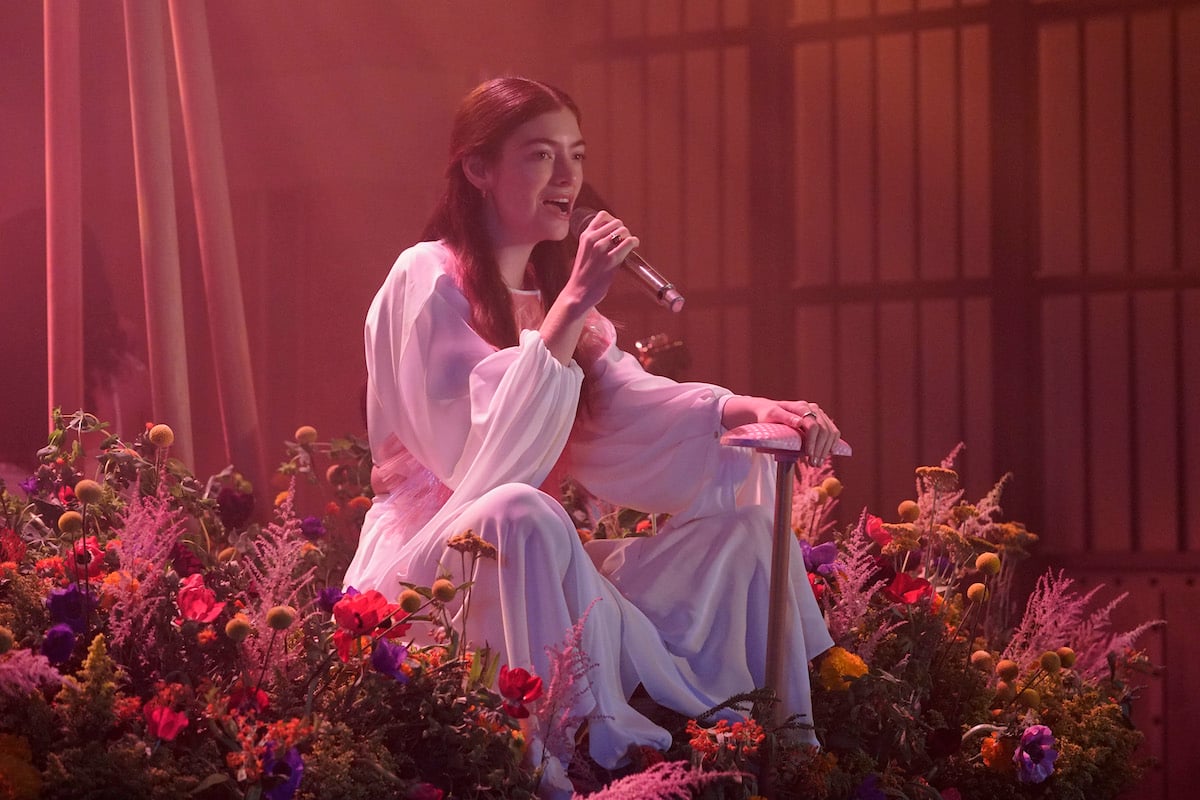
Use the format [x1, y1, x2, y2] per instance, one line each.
[570, 207, 685, 313]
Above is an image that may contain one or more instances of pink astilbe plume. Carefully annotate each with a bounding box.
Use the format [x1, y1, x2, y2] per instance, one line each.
[107, 483, 187, 667]
[825, 511, 893, 658]
[238, 481, 318, 676]
[575, 760, 743, 800]
[0, 649, 63, 697]
[1003, 570, 1163, 682]
[537, 599, 602, 770]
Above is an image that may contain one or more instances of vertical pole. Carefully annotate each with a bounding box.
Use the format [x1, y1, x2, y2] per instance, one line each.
[761, 453, 798, 798]
[167, 0, 265, 492]
[123, 0, 195, 467]
[43, 0, 84, 429]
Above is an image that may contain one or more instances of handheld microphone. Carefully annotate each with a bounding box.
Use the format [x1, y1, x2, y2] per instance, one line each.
[569, 207, 685, 313]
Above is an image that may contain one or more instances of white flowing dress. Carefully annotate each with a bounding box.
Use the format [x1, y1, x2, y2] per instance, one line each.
[343, 241, 832, 771]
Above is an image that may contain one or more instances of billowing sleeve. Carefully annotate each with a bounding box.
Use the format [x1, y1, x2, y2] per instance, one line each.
[567, 331, 772, 520]
[365, 243, 584, 500]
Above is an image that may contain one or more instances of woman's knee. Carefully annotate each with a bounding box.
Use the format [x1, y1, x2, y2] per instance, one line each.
[472, 483, 573, 551]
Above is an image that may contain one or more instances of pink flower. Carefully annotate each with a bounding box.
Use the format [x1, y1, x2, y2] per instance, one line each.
[406, 783, 444, 800]
[883, 573, 933, 605]
[497, 664, 543, 719]
[144, 702, 188, 741]
[176, 573, 225, 623]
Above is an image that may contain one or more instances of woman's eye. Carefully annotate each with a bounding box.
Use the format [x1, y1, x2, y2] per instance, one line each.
[573, 152, 587, 161]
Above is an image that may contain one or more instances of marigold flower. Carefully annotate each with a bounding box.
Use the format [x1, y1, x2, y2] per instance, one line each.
[294, 425, 318, 445]
[57, 510, 83, 534]
[980, 732, 1015, 772]
[818, 646, 868, 691]
[148, 423, 175, 448]
[497, 665, 543, 718]
[348, 495, 373, 512]
[897, 499, 920, 522]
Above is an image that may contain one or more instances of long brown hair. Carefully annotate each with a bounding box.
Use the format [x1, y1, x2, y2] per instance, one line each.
[422, 77, 581, 349]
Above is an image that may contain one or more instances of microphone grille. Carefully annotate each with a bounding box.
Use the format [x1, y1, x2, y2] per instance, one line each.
[569, 206, 598, 238]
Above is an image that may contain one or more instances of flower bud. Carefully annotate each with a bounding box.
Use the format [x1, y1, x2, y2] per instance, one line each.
[431, 579, 457, 603]
[975, 552, 1001, 575]
[996, 659, 1019, 682]
[897, 500, 920, 522]
[0, 626, 14, 655]
[966, 582, 989, 603]
[970, 650, 994, 672]
[821, 477, 843, 498]
[1039, 650, 1062, 674]
[266, 605, 297, 630]
[74, 479, 104, 505]
[148, 424, 175, 448]
[1056, 646, 1076, 668]
[58, 510, 84, 534]
[294, 425, 318, 445]
[225, 615, 253, 642]
[398, 589, 423, 614]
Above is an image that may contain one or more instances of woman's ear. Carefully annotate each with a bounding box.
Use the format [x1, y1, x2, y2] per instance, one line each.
[462, 154, 492, 194]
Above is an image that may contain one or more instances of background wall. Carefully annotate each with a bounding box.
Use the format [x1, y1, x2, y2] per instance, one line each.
[0, 1, 1196, 795]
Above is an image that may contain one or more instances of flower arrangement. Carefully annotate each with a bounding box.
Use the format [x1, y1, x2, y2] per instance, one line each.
[0, 413, 1158, 799]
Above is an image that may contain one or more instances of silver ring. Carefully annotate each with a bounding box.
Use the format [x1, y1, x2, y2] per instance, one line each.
[801, 411, 817, 420]
[609, 232, 623, 245]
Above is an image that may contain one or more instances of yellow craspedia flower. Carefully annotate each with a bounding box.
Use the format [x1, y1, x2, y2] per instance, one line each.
[1017, 688, 1041, 709]
[975, 552, 1001, 575]
[266, 605, 297, 630]
[1056, 646, 1077, 668]
[58, 510, 83, 534]
[432, 579, 457, 603]
[398, 589, 423, 613]
[73, 479, 104, 505]
[970, 650, 994, 672]
[820, 477, 843, 498]
[897, 500, 920, 522]
[996, 659, 1020, 682]
[966, 582, 989, 602]
[294, 425, 318, 445]
[812, 485, 829, 504]
[818, 646, 868, 691]
[1039, 650, 1062, 674]
[148, 423, 175, 448]
[225, 614, 253, 642]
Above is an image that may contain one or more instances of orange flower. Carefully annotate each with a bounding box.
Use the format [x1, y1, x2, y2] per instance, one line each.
[980, 732, 1016, 772]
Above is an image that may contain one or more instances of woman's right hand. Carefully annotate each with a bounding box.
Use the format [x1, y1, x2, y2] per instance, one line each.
[566, 210, 640, 309]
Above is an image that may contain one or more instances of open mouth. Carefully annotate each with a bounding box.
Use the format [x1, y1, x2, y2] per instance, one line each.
[543, 199, 570, 214]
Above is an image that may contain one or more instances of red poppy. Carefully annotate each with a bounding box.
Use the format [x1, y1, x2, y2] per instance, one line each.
[497, 664, 543, 719]
[144, 702, 189, 741]
[884, 573, 933, 605]
[65, 536, 105, 581]
[176, 573, 226, 623]
[808, 572, 826, 602]
[865, 514, 891, 547]
[332, 589, 395, 635]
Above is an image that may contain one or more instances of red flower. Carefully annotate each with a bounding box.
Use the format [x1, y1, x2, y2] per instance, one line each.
[406, 783, 445, 800]
[808, 572, 826, 602]
[884, 573, 933, 605]
[332, 589, 395, 635]
[865, 514, 891, 547]
[228, 682, 270, 714]
[65, 536, 105, 581]
[0, 527, 25, 564]
[176, 573, 226, 623]
[497, 664, 543, 719]
[332, 629, 369, 662]
[144, 702, 189, 741]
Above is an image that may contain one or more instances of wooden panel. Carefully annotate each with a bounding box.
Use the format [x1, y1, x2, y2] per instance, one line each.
[792, 0, 830, 25]
[1038, 21, 1082, 277]
[1084, 15, 1129, 275]
[724, 306, 751, 392]
[879, 301, 919, 507]
[795, 42, 834, 287]
[684, 306, 723, 386]
[918, 0, 953, 10]
[724, 0, 748, 28]
[1133, 292, 1180, 553]
[961, 296, 993, 500]
[835, 301, 880, 512]
[646, 0, 681, 36]
[647, 54, 683, 267]
[1186, 290, 1200, 553]
[877, 32, 916, 283]
[1181, 8, 1200, 275]
[722, 46, 750, 287]
[960, 24, 990, 280]
[835, 37, 875, 284]
[917, 28, 958, 280]
[1087, 293, 1133, 551]
[1130, 10, 1174, 275]
[610, 0, 644, 38]
[919, 298, 962, 463]
[795, 305, 836, 410]
[878, 0, 913, 14]
[1041, 295, 1087, 552]
[684, 49, 722, 291]
[684, 0, 718, 32]
[835, 0, 871, 21]
[608, 58, 646, 229]
[571, 61, 612, 195]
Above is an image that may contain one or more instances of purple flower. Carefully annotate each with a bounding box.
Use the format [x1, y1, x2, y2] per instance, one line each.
[370, 638, 410, 683]
[261, 743, 304, 800]
[1014, 724, 1058, 783]
[42, 623, 77, 665]
[19, 475, 39, 495]
[852, 774, 886, 800]
[47, 583, 97, 634]
[801, 540, 838, 576]
[299, 516, 326, 541]
[217, 487, 255, 530]
[317, 586, 344, 613]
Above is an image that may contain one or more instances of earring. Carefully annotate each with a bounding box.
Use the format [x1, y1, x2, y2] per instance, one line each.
[480, 188, 488, 200]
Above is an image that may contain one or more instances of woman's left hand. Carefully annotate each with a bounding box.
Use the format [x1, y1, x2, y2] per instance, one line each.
[722, 396, 841, 467]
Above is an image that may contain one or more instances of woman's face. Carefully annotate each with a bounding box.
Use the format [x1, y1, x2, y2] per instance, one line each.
[474, 107, 585, 248]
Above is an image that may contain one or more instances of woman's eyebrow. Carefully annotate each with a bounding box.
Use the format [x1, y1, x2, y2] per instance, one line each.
[518, 137, 587, 149]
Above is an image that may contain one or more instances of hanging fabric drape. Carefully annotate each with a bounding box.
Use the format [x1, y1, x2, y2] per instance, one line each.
[43, 0, 84, 428]
[123, 0, 195, 468]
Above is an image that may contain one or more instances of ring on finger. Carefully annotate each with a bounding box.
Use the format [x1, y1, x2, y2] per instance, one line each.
[609, 232, 623, 246]
[800, 411, 817, 420]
